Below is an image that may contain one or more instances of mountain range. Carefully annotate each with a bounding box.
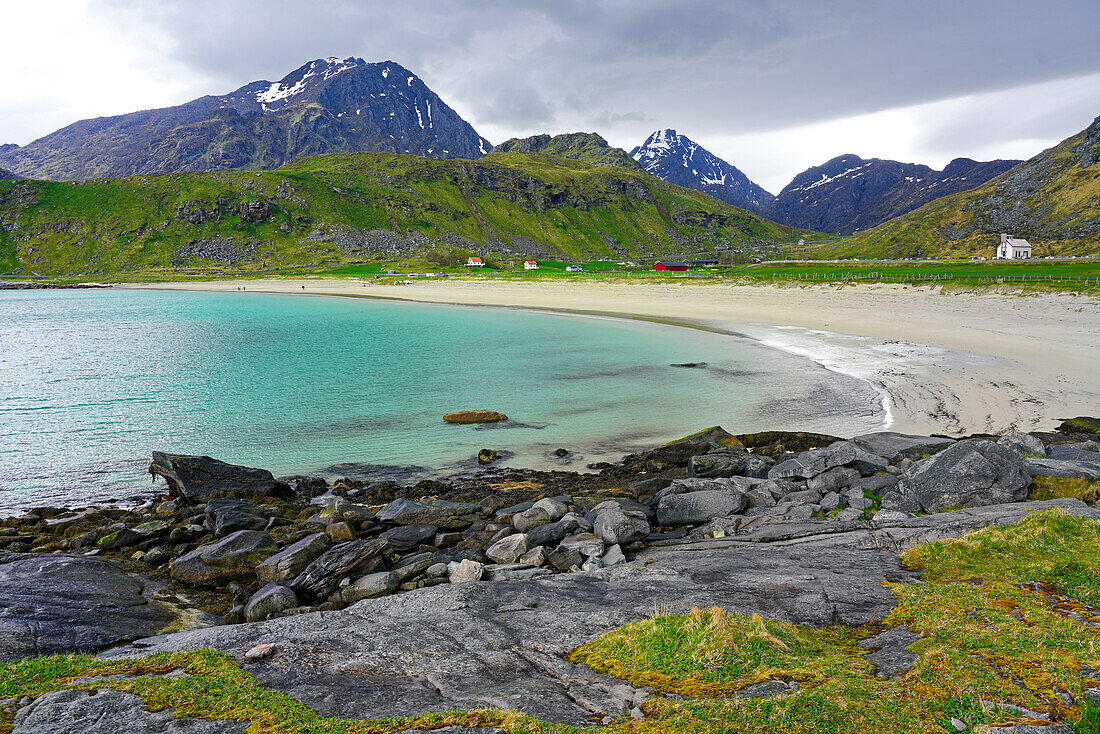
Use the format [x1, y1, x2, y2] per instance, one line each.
[831, 114, 1100, 258]
[1, 55, 1096, 264]
[0, 57, 491, 181]
[765, 154, 1021, 235]
[630, 130, 774, 214]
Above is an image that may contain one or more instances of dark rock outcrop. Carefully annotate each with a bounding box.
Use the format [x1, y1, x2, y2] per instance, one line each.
[149, 452, 292, 502]
[884, 439, 1030, 513]
[11, 689, 249, 733]
[0, 555, 178, 661]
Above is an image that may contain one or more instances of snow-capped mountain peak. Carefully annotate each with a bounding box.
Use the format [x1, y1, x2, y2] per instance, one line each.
[630, 129, 773, 213]
[254, 57, 367, 108]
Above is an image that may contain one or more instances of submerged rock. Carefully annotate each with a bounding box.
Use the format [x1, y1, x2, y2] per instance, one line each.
[443, 410, 508, 424]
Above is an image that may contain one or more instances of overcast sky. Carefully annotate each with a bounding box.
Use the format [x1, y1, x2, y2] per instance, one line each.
[2, 0, 1099, 192]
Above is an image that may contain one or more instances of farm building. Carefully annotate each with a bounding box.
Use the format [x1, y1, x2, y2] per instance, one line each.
[466, 256, 485, 267]
[691, 257, 719, 267]
[524, 260, 539, 270]
[995, 234, 1032, 259]
[653, 261, 689, 271]
[565, 265, 584, 272]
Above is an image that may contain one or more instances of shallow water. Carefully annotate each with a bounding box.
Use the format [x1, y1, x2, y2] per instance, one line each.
[0, 289, 886, 510]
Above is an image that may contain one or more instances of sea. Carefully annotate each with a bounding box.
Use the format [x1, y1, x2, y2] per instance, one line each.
[0, 288, 887, 511]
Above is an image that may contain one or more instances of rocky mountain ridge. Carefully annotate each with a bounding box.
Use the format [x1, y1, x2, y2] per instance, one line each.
[630, 129, 775, 214]
[0, 57, 492, 181]
[767, 153, 1022, 235]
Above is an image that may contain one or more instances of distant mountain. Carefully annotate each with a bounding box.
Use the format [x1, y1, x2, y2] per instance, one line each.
[495, 132, 641, 170]
[0, 57, 492, 181]
[768, 154, 1021, 235]
[830, 115, 1100, 258]
[630, 129, 773, 214]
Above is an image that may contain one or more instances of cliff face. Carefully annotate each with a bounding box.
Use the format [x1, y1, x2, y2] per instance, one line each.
[0, 58, 492, 181]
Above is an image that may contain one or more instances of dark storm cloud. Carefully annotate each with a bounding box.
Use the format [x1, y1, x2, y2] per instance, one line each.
[91, 0, 1100, 138]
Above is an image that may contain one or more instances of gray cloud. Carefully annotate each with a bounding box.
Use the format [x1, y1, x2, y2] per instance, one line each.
[8, 0, 1100, 188]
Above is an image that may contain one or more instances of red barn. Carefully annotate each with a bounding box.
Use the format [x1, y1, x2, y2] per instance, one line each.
[653, 261, 689, 271]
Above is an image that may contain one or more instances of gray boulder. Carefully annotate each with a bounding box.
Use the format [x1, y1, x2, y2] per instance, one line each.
[531, 498, 569, 521]
[11, 689, 248, 733]
[486, 533, 529, 564]
[657, 489, 746, 526]
[1025, 457, 1100, 480]
[289, 539, 390, 600]
[206, 498, 268, 536]
[592, 505, 650, 546]
[526, 514, 590, 547]
[687, 447, 747, 478]
[653, 476, 759, 504]
[768, 441, 889, 480]
[513, 507, 551, 532]
[255, 532, 332, 584]
[244, 583, 299, 622]
[449, 558, 485, 583]
[889, 439, 1030, 513]
[997, 430, 1046, 457]
[338, 571, 399, 604]
[0, 555, 178, 661]
[377, 498, 479, 529]
[170, 531, 277, 587]
[849, 432, 955, 462]
[149, 452, 291, 502]
[1046, 442, 1100, 461]
[807, 466, 861, 494]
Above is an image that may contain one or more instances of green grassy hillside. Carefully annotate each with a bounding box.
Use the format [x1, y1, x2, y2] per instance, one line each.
[806, 115, 1100, 259]
[494, 132, 642, 170]
[0, 150, 808, 276]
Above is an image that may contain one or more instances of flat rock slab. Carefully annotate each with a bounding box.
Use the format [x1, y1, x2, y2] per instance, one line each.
[0, 555, 178, 661]
[107, 498, 1100, 725]
[12, 689, 248, 733]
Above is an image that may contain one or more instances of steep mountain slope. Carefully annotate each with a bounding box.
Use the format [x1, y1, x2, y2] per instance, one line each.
[823, 116, 1100, 258]
[0, 150, 809, 276]
[0, 167, 15, 180]
[0, 58, 492, 181]
[495, 132, 641, 170]
[768, 154, 1021, 235]
[630, 130, 773, 214]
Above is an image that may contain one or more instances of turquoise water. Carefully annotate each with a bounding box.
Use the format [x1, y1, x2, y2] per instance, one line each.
[0, 289, 885, 511]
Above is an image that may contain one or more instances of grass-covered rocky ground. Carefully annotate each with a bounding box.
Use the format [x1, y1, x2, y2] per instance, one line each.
[0, 150, 806, 277]
[4, 505, 1099, 734]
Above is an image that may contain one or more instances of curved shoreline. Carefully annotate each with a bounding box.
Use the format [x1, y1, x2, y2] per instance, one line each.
[126, 278, 1100, 436]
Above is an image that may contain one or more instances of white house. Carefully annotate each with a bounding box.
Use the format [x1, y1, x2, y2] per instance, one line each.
[466, 256, 484, 267]
[995, 234, 1032, 259]
[523, 260, 539, 270]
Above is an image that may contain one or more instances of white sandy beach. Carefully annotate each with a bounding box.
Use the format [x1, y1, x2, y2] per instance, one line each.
[133, 278, 1100, 437]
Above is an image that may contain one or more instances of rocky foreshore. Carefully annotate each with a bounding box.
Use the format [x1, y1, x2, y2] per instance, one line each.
[1, 418, 1099, 727]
